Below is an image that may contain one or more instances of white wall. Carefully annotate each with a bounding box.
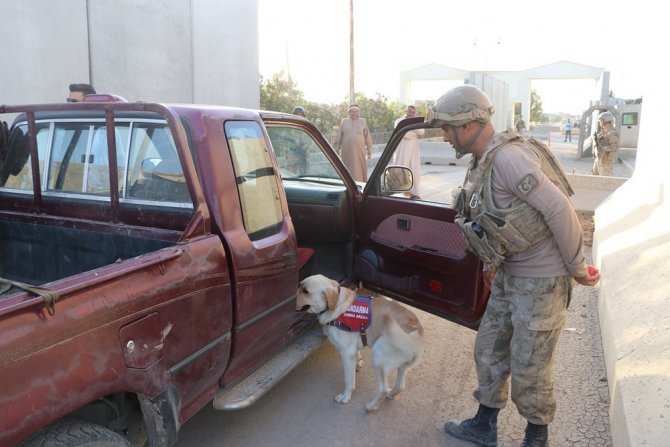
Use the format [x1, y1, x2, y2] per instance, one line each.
[468, 73, 510, 132]
[593, 79, 670, 446]
[0, 0, 90, 104]
[0, 0, 259, 107]
[192, 0, 259, 107]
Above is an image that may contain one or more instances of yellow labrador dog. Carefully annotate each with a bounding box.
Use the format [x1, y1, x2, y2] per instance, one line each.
[296, 274, 424, 411]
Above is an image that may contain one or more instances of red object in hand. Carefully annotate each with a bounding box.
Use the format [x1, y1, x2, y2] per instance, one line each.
[588, 265, 597, 276]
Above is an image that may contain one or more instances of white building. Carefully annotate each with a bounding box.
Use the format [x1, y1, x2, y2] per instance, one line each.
[0, 0, 259, 108]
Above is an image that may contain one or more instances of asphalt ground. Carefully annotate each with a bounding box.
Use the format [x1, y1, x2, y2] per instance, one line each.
[175, 269, 611, 446]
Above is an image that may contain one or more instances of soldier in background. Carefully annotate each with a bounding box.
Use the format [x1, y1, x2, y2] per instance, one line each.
[515, 115, 526, 134]
[292, 106, 306, 117]
[427, 85, 600, 447]
[592, 111, 619, 176]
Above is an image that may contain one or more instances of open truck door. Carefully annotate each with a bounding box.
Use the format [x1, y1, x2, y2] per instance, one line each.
[353, 117, 489, 329]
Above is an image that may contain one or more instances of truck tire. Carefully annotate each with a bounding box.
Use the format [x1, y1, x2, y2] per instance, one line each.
[21, 419, 132, 447]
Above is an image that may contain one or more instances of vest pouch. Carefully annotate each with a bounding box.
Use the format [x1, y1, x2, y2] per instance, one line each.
[477, 211, 531, 255]
[453, 187, 466, 215]
[455, 217, 505, 267]
[500, 205, 552, 248]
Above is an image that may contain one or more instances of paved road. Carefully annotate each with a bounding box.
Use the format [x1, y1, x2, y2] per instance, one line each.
[175, 278, 610, 447]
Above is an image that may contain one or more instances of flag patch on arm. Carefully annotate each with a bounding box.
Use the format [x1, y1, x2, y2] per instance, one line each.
[517, 174, 538, 196]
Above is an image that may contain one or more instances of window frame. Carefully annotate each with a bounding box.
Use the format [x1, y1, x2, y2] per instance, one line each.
[0, 117, 193, 210]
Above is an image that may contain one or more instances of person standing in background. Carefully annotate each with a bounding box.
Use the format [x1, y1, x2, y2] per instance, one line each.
[563, 119, 573, 142]
[592, 111, 619, 176]
[67, 83, 96, 102]
[515, 115, 526, 134]
[292, 106, 306, 117]
[393, 105, 425, 199]
[333, 104, 373, 182]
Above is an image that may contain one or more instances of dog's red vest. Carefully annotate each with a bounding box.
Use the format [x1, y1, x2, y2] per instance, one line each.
[330, 295, 372, 332]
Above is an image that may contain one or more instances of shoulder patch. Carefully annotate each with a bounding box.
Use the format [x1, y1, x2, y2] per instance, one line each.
[517, 174, 538, 196]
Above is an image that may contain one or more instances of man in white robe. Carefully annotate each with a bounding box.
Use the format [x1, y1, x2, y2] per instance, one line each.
[393, 105, 425, 198]
[334, 104, 373, 182]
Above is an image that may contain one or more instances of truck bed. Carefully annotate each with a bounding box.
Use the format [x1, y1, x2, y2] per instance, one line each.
[0, 213, 180, 292]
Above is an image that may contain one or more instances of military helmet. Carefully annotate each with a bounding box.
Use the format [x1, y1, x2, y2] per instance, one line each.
[292, 106, 306, 116]
[598, 111, 614, 123]
[427, 85, 495, 127]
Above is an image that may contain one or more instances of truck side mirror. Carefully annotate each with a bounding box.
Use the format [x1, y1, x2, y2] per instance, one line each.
[382, 166, 413, 193]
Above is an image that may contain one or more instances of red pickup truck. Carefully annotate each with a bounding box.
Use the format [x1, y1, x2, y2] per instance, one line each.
[0, 97, 487, 446]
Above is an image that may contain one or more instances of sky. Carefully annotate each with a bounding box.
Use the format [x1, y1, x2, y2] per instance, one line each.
[259, 0, 656, 114]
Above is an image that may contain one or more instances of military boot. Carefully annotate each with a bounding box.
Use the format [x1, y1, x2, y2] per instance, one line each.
[520, 422, 548, 447]
[444, 404, 499, 447]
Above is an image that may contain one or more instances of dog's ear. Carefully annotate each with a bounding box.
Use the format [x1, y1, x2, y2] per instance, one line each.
[324, 285, 340, 310]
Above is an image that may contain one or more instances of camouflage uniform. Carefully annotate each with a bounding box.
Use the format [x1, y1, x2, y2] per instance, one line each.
[459, 134, 585, 425]
[430, 84, 588, 446]
[592, 127, 619, 176]
[474, 273, 572, 424]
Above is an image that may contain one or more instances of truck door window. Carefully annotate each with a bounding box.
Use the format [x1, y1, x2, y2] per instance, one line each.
[225, 121, 283, 240]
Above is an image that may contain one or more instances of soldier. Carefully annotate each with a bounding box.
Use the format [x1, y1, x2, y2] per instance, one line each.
[592, 111, 619, 176]
[514, 115, 526, 134]
[292, 106, 306, 117]
[427, 85, 600, 447]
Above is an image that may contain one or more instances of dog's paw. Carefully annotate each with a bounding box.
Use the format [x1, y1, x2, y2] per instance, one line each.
[356, 359, 364, 371]
[387, 387, 402, 399]
[334, 393, 351, 404]
[365, 398, 383, 412]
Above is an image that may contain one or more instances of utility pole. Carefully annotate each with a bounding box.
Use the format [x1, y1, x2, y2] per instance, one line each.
[349, 0, 354, 105]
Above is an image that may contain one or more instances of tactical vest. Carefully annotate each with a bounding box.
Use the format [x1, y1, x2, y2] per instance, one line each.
[453, 131, 573, 267]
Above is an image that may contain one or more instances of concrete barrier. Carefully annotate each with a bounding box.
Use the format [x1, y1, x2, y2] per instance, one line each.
[567, 174, 629, 213]
[593, 84, 670, 446]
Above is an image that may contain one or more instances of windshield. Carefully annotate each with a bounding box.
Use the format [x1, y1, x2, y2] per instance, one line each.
[266, 126, 341, 180]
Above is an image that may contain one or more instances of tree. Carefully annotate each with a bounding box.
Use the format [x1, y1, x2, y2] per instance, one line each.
[352, 93, 404, 133]
[530, 89, 543, 124]
[260, 72, 305, 114]
[259, 72, 414, 137]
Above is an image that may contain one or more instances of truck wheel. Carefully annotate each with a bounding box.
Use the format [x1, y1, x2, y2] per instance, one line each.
[21, 419, 132, 447]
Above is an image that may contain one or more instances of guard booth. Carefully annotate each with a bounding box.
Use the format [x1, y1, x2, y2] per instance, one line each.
[617, 102, 642, 149]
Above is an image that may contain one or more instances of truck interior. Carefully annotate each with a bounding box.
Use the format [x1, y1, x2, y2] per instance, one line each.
[265, 124, 354, 284]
